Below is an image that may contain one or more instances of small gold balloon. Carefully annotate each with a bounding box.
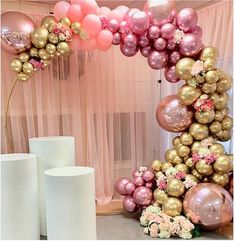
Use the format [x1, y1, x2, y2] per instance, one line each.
[185, 158, 194, 169]
[155, 171, 164, 178]
[10, 59, 22, 73]
[202, 82, 217, 94]
[203, 58, 217, 71]
[221, 108, 229, 117]
[57, 42, 70, 56]
[180, 132, 193, 146]
[22, 62, 34, 75]
[209, 121, 222, 134]
[212, 173, 229, 187]
[191, 141, 202, 153]
[189, 123, 209, 140]
[215, 129, 232, 142]
[41, 15, 56, 30]
[177, 145, 190, 158]
[172, 136, 182, 147]
[175, 58, 195, 80]
[38, 49, 51, 60]
[200, 46, 219, 61]
[195, 75, 205, 84]
[71, 22, 81, 34]
[162, 197, 182, 217]
[29, 47, 38, 57]
[19, 52, 30, 63]
[195, 109, 215, 124]
[195, 160, 213, 176]
[209, 143, 225, 155]
[214, 93, 229, 110]
[214, 110, 224, 121]
[152, 160, 162, 172]
[166, 178, 185, 197]
[165, 148, 178, 163]
[46, 43, 56, 55]
[216, 74, 232, 93]
[213, 155, 233, 174]
[48, 33, 59, 44]
[178, 85, 202, 106]
[59, 17, 71, 26]
[154, 189, 168, 204]
[171, 156, 183, 165]
[185, 174, 198, 183]
[221, 117, 233, 130]
[17, 72, 30, 82]
[175, 163, 189, 174]
[191, 169, 202, 180]
[161, 162, 173, 173]
[31, 27, 49, 48]
[205, 70, 219, 83]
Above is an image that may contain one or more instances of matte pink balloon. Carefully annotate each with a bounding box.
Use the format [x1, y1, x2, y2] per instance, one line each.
[154, 37, 167, 51]
[96, 29, 113, 47]
[67, 4, 84, 22]
[69, 35, 82, 50]
[138, 35, 149, 47]
[190, 25, 203, 37]
[128, 11, 150, 35]
[123, 195, 138, 213]
[161, 23, 175, 39]
[148, 25, 160, 39]
[115, 177, 131, 195]
[180, 33, 203, 56]
[176, 8, 198, 32]
[1, 11, 35, 54]
[140, 46, 151, 58]
[142, 169, 155, 182]
[108, 9, 124, 23]
[112, 32, 121, 45]
[132, 169, 140, 178]
[108, 19, 119, 33]
[123, 34, 137, 48]
[164, 65, 180, 83]
[169, 51, 181, 64]
[133, 186, 153, 206]
[82, 0, 99, 15]
[53, 1, 70, 20]
[124, 182, 136, 195]
[133, 176, 144, 186]
[97, 44, 112, 52]
[82, 14, 102, 36]
[82, 37, 97, 50]
[99, 6, 111, 16]
[148, 50, 168, 69]
[167, 39, 176, 50]
[124, 8, 139, 22]
[116, 5, 129, 14]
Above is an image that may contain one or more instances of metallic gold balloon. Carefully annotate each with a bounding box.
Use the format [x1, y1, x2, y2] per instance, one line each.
[215, 129, 232, 142]
[59, 17, 71, 26]
[165, 148, 178, 162]
[221, 116, 233, 130]
[178, 85, 202, 105]
[203, 58, 217, 71]
[161, 162, 173, 173]
[221, 107, 229, 116]
[195, 75, 205, 84]
[71, 22, 81, 34]
[155, 171, 164, 178]
[175, 58, 195, 80]
[200, 46, 219, 61]
[38, 49, 51, 60]
[216, 74, 232, 93]
[46, 43, 56, 55]
[152, 160, 162, 172]
[172, 136, 181, 147]
[209, 143, 225, 155]
[57, 42, 70, 56]
[31, 27, 49, 48]
[214, 110, 224, 121]
[191, 169, 202, 180]
[213, 93, 229, 110]
[186, 174, 198, 183]
[166, 178, 185, 197]
[205, 70, 219, 83]
[213, 155, 233, 174]
[191, 141, 202, 153]
[154, 189, 168, 204]
[180, 132, 193, 146]
[41, 15, 56, 30]
[189, 123, 209, 140]
[209, 121, 222, 134]
[212, 173, 229, 187]
[29, 47, 38, 57]
[172, 156, 183, 165]
[195, 109, 215, 124]
[177, 145, 190, 158]
[202, 82, 217, 94]
[10, 59, 22, 73]
[185, 158, 194, 169]
[162, 197, 182, 217]
[195, 160, 213, 176]
[22, 62, 34, 75]
[42, 60, 51, 67]
[48, 33, 59, 44]
[175, 163, 189, 173]
[17, 72, 30, 82]
[19, 52, 30, 62]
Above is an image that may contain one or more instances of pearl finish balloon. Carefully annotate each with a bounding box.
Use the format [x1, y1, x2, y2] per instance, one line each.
[1, 11, 35, 54]
[142, 169, 155, 182]
[115, 177, 131, 195]
[140, 46, 151, 57]
[161, 23, 175, 39]
[124, 181, 136, 195]
[138, 35, 149, 47]
[176, 8, 198, 32]
[148, 25, 160, 39]
[133, 186, 153, 206]
[112, 32, 121, 45]
[183, 183, 233, 230]
[120, 44, 138, 57]
[128, 11, 150, 35]
[148, 50, 168, 69]
[170, 51, 181, 64]
[108, 19, 120, 33]
[123, 195, 138, 213]
[154, 37, 167, 51]
[123, 34, 137, 48]
[156, 94, 193, 132]
[133, 176, 145, 186]
[164, 65, 180, 83]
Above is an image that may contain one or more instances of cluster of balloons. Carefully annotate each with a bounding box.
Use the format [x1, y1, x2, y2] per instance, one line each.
[114, 168, 155, 212]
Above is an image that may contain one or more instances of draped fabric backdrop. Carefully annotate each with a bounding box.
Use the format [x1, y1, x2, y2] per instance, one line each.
[1, 1, 233, 204]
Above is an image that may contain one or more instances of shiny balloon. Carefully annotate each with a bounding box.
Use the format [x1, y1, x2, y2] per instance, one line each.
[124, 8, 139, 22]
[164, 65, 180, 83]
[124, 181, 136, 195]
[108, 19, 120, 33]
[133, 176, 145, 186]
[154, 37, 167, 51]
[176, 8, 198, 32]
[138, 35, 149, 47]
[148, 50, 168, 69]
[160, 23, 175, 39]
[133, 186, 153, 206]
[115, 177, 131, 195]
[112, 32, 121, 45]
[169, 51, 181, 64]
[128, 11, 150, 35]
[148, 25, 160, 39]
[140, 46, 151, 57]
[123, 195, 138, 213]
[123, 34, 137, 48]
[190, 25, 203, 37]
[120, 44, 138, 57]
[142, 169, 155, 182]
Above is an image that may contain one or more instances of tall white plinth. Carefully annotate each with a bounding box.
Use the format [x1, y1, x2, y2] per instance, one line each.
[45, 166, 96, 240]
[1, 153, 40, 240]
[29, 136, 75, 235]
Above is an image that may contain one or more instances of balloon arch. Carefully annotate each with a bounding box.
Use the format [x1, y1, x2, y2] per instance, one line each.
[1, 0, 233, 239]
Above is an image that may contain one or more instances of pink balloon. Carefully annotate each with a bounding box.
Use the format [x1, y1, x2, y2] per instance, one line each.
[133, 186, 153, 206]
[96, 29, 113, 47]
[53, 1, 71, 20]
[67, 4, 84, 22]
[97, 44, 112, 52]
[142, 169, 155, 182]
[123, 195, 138, 213]
[179, 33, 203, 56]
[112, 32, 121, 45]
[128, 11, 150, 35]
[154, 37, 167, 51]
[164, 65, 180, 83]
[82, 14, 102, 36]
[145, 182, 153, 188]
[69, 35, 82, 50]
[123, 34, 137, 48]
[119, 21, 131, 35]
[190, 25, 203, 37]
[108, 9, 124, 23]
[138, 35, 149, 47]
[148, 25, 160, 39]
[167, 39, 176, 50]
[133, 176, 144, 186]
[148, 50, 168, 70]
[132, 169, 140, 178]
[115, 177, 131, 195]
[161, 23, 175, 39]
[82, 37, 97, 50]
[71, 0, 84, 5]
[169, 51, 181, 64]
[107, 19, 119, 33]
[99, 6, 111, 16]
[82, 0, 99, 15]
[124, 182, 136, 195]
[120, 44, 138, 57]
[176, 8, 198, 32]
[140, 46, 151, 58]
[124, 8, 139, 22]
[116, 5, 129, 14]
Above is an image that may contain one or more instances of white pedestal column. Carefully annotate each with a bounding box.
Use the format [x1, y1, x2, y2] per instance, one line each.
[29, 136, 75, 235]
[45, 166, 96, 240]
[1, 153, 40, 240]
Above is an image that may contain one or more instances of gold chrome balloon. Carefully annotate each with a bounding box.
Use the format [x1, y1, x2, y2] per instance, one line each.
[171, 156, 183, 165]
[178, 85, 202, 105]
[57, 42, 70, 56]
[19, 52, 30, 62]
[46, 43, 56, 55]
[155, 171, 164, 178]
[165, 148, 178, 163]
[22, 62, 34, 75]
[189, 123, 209, 140]
[17, 72, 30, 82]
[10, 59, 22, 73]
[216, 74, 232, 93]
[214, 110, 224, 121]
[175, 58, 195, 80]
[42, 60, 51, 67]
[209, 121, 222, 134]
[154, 189, 168, 204]
[38, 49, 51, 60]
[215, 130, 232, 142]
[195, 160, 213, 176]
[185, 174, 198, 183]
[214, 93, 229, 110]
[177, 145, 190, 158]
[221, 108, 229, 117]
[205, 70, 219, 83]
[41, 15, 56, 30]
[200, 46, 219, 61]
[212, 173, 229, 187]
[59, 17, 71, 26]
[191, 141, 202, 153]
[175, 163, 189, 173]
[213, 155, 233, 174]
[166, 178, 185, 197]
[162, 197, 182, 217]
[161, 162, 173, 173]
[221, 117, 233, 130]
[191, 169, 203, 180]
[71, 22, 81, 34]
[32, 27, 49, 48]
[48, 33, 59, 44]
[202, 82, 216, 94]
[172, 136, 181, 147]
[180, 132, 193, 146]
[209, 143, 225, 155]
[185, 158, 194, 169]
[195, 109, 215, 124]
[152, 160, 162, 172]
[203, 58, 217, 71]
[195, 75, 205, 84]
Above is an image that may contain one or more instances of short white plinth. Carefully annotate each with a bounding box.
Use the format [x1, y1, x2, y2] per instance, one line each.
[29, 136, 75, 235]
[45, 166, 96, 240]
[1, 153, 40, 240]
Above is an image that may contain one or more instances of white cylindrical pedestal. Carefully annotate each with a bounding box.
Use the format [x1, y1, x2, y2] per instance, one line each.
[45, 167, 96, 240]
[1, 153, 40, 240]
[29, 136, 75, 235]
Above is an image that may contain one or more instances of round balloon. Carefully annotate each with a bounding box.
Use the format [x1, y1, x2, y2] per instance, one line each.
[115, 177, 131, 195]
[123, 195, 138, 213]
[133, 186, 153, 206]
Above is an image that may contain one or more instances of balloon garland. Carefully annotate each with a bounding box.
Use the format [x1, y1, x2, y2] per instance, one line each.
[1, 0, 233, 238]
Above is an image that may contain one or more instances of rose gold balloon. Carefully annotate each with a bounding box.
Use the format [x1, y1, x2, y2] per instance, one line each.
[156, 94, 193, 132]
[183, 183, 233, 230]
[1, 11, 35, 54]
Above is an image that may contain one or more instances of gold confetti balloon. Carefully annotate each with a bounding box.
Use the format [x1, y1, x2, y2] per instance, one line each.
[191, 141, 202, 153]
[214, 110, 224, 121]
[57, 42, 70, 56]
[221, 117, 233, 130]
[185, 158, 194, 169]
[19, 52, 30, 62]
[215, 129, 232, 142]
[22, 62, 34, 75]
[216, 74, 232, 93]
[17, 72, 30, 82]
[202, 82, 217, 94]
[165, 148, 178, 162]
[177, 145, 190, 158]
[209, 120, 222, 134]
[161, 162, 173, 173]
[209, 143, 225, 155]
[41, 15, 56, 30]
[172, 136, 182, 147]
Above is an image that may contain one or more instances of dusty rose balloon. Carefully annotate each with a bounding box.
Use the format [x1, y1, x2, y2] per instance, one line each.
[132, 169, 140, 178]
[138, 35, 149, 47]
[120, 44, 138, 57]
[180, 33, 203, 57]
[128, 11, 150, 35]
[140, 46, 151, 57]
[164, 65, 180, 83]
[119, 21, 131, 35]
[183, 183, 233, 230]
[53, 1, 70, 20]
[156, 94, 193, 132]
[108, 19, 119, 33]
[190, 25, 203, 37]
[148, 25, 160, 39]
[99, 6, 111, 17]
[142, 169, 155, 182]
[115, 177, 131, 195]
[154, 37, 167, 51]
[123, 34, 137, 48]
[133, 186, 153, 206]
[124, 8, 139, 22]
[112, 32, 121, 45]
[176, 8, 198, 32]
[124, 181, 136, 195]
[167, 40, 176, 50]
[123, 195, 138, 213]
[1, 11, 35, 54]
[169, 51, 181, 64]
[148, 50, 168, 69]
[133, 176, 145, 186]
[67, 4, 84, 22]
[161, 23, 175, 39]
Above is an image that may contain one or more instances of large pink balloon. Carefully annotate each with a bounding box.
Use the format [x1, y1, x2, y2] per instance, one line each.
[99, 6, 111, 17]
[164, 65, 180, 83]
[82, 0, 99, 15]
[128, 11, 150, 35]
[156, 94, 193, 132]
[124, 8, 139, 22]
[176, 8, 198, 32]
[67, 4, 84, 22]
[133, 186, 153, 206]
[53, 1, 71, 20]
[81, 37, 97, 50]
[82, 14, 102, 36]
[183, 183, 233, 230]
[148, 50, 168, 70]
[180, 33, 203, 57]
[123, 34, 137, 48]
[115, 177, 131, 195]
[108, 9, 124, 23]
[1, 11, 35, 54]
[96, 29, 113, 48]
[123, 195, 138, 213]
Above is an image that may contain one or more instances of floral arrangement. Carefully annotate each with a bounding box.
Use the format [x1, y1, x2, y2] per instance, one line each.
[173, 29, 185, 44]
[193, 94, 214, 112]
[191, 60, 204, 76]
[51, 23, 72, 42]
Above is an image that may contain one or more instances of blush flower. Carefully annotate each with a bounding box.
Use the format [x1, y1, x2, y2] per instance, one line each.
[175, 171, 186, 180]
[173, 29, 185, 44]
[191, 60, 204, 76]
[204, 153, 218, 164]
[192, 153, 201, 163]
